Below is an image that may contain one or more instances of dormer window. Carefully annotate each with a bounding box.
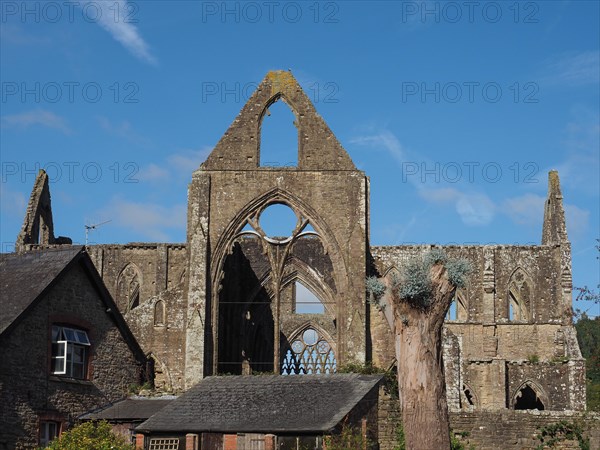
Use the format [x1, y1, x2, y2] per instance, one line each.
[51, 325, 90, 379]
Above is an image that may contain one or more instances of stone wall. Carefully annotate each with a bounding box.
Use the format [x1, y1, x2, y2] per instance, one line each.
[125, 287, 187, 392]
[0, 263, 144, 449]
[86, 244, 188, 310]
[449, 411, 600, 450]
[368, 243, 585, 412]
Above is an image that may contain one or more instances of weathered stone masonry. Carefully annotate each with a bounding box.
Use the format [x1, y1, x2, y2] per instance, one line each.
[15, 71, 595, 448]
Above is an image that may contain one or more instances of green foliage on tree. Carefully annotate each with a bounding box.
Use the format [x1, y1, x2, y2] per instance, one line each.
[44, 421, 134, 450]
[535, 419, 590, 450]
[366, 276, 386, 308]
[575, 313, 600, 411]
[396, 249, 471, 309]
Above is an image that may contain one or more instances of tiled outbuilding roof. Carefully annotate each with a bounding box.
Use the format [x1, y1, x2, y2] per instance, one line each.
[81, 396, 176, 421]
[137, 374, 382, 434]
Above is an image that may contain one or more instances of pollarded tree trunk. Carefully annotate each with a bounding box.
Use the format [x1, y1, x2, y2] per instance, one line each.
[391, 263, 456, 450]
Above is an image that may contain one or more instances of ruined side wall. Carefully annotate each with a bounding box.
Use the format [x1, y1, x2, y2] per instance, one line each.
[368, 244, 585, 412]
[0, 264, 143, 449]
[87, 244, 188, 306]
[125, 287, 187, 393]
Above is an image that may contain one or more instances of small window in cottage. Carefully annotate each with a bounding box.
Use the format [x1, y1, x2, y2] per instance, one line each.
[51, 325, 90, 379]
[39, 421, 60, 446]
[149, 438, 180, 450]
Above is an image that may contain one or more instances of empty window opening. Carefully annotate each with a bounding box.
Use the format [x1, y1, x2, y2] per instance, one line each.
[508, 290, 527, 321]
[303, 223, 316, 233]
[259, 204, 298, 239]
[463, 385, 474, 406]
[294, 281, 325, 314]
[514, 385, 545, 410]
[281, 327, 336, 375]
[446, 291, 467, 321]
[260, 100, 298, 167]
[129, 280, 140, 310]
[446, 301, 457, 321]
[154, 300, 165, 326]
[117, 263, 142, 313]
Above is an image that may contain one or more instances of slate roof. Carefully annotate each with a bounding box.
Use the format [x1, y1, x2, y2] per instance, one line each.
[80, 397, 176, 422]
[0, 247, 146, 365]
[137, 374, 382, 434]
[0, 247, 82, 334]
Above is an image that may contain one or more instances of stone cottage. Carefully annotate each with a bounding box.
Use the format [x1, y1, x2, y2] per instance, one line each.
[0, 247, 147, 449]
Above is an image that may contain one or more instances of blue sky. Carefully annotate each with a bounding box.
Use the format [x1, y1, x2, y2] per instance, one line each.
[1, 1, 598, 316]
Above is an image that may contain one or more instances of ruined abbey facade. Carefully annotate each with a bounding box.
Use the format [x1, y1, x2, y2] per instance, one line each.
[16, 71, 589, 446]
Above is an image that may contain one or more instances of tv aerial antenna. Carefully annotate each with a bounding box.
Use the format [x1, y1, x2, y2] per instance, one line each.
[85, 220, 111, 245]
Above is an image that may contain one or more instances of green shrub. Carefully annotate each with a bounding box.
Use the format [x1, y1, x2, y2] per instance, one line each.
[324, 424, 371, 450]
[535, 419, 590, 450]
[44, 421, 134, 450]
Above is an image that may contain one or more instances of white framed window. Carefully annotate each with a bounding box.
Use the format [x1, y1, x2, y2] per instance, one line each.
[149, 438, 180, 449]
[39, 421, 60, 446]
[51, 325, 90, 379]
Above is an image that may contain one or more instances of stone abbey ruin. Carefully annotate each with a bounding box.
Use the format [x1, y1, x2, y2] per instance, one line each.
[14, 71, 595, 448]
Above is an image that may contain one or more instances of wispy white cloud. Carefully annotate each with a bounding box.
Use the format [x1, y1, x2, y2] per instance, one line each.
[541, 51, 600, 87]
[350, 131, 406, 165]
[135, 148, 212, 184]
[81, 1, 157, 65]
[96, 116, 150, 145]
[137, 163, 170, 182]
[418, 188, 496, 226]
[0, 24, 50, 45]
[98, 197, 186, 241]
[1, 109, 72, 134]
[502, 193, 545, 225]
[168, 148, 212, 174]
[564, 203, 590, 238]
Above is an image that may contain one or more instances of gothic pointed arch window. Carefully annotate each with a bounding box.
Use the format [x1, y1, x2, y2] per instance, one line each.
[259, 97, 299, 167]
[461, 384, 477, 410]
[117, 263, 142, 313]
[281, 326, 336, 375]
[513, 381, 546, 410]
[507, 268, 532, 322]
